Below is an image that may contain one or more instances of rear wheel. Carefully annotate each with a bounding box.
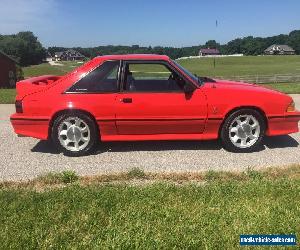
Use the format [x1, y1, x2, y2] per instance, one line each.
[220, 109, 265, 152]
[52, 112, 98, 156]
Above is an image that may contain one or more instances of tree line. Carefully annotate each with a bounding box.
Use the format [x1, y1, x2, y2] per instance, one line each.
[0, 30, 299, 67]
[48, 29, 300, 59]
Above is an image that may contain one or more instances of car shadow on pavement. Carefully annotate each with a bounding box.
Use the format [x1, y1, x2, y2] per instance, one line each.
[95, 140, 223, 153]
[93, 135, 298, 154]
[31, 140, 60, 154]
[264, 135, 299, 149]
[31, 135, 299, 155]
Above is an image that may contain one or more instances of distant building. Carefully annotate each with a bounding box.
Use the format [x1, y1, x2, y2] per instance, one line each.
[0, 50, 17, 88]
[264, 44, 295, 55]
[54, 49, 85, 61]
[199, 48, 220, 56]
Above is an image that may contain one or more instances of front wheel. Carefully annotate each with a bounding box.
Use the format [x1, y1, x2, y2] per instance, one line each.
[220, 109, 265, 152]
[52, 112, 98, 156]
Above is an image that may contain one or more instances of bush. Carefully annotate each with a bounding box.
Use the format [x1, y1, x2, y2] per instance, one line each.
[38, 170, 79, 185]
[61, 170, 79, 184]
[127, 167, 146, 179]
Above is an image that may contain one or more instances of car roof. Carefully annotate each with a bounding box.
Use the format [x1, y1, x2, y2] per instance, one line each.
[95, 54, 170, 61]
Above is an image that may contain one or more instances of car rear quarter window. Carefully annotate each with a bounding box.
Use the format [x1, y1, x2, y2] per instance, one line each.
[67, 60, 120, 93]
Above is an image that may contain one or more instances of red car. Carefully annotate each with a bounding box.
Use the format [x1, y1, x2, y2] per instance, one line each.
[10, 54, 300, 156]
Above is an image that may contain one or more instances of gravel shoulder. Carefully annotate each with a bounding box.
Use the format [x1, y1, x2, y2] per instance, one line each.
[1, 95, 300, 181]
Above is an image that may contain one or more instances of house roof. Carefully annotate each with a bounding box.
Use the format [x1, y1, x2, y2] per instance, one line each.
[264, 44, 295, 52]
[55, 49, 85, 58]
[0, 50, 19, 64]
[54, 51, 64, 57]
[199, 48, 220, 54]
[65, 49, 85, 57]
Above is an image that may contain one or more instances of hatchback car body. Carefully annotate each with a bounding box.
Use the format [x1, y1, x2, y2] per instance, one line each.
[10, 54, 300, 156]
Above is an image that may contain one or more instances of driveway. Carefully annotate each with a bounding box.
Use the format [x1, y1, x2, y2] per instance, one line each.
[1, 95, 300, 181]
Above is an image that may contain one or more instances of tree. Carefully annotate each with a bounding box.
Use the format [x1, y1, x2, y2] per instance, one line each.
[0, 31, 46, 66]
[288, 30, 300, 54]
[204, 40, 220, 49]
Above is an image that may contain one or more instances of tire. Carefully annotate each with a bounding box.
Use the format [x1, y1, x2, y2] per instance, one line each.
[51, 112, 98, 156]
[220, 109, 265, 152]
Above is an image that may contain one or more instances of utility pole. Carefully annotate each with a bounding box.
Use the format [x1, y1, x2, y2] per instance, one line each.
[214, 19, 218, 69]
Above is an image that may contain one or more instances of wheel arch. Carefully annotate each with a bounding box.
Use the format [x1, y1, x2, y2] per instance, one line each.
[48, 108, 99, 139]
[218, 106, 268, 137]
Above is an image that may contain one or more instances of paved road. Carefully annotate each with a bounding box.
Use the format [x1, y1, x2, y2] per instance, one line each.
[1, 95, 300, 181]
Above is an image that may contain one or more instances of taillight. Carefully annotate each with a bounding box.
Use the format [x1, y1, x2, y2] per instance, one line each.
[286, 101, 295, 112]
[15, 100, 23, 113]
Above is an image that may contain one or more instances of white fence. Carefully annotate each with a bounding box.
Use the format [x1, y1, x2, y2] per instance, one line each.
[176, 54, 244, 60]
[214, 74, 300, 84]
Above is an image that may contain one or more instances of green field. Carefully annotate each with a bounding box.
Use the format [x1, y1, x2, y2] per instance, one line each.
[1, 56, 300, 104]
[0, 89, 16, 104]
[177, 55, 300, 77]
[0, 166, 299, 249]
[21, 56, 300, 79]
[23, 61, 83, 77]
[261, 82, 300, 94]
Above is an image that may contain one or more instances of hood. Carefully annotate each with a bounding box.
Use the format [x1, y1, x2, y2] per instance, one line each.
[212, 78, 283, 94]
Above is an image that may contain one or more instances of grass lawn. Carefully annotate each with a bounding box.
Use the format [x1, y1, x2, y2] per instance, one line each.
[177, 55, 300, 78]
[1, 56, 300, 104]
[261, 82, 300, 94]
[0, 166, 299, 249]
[22, 56, 300, 79]
[23, 61, 83, 77]
[0, 89, 16, 104]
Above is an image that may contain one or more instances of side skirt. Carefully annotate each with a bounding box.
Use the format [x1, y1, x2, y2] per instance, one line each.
[101, 133, 219, 142]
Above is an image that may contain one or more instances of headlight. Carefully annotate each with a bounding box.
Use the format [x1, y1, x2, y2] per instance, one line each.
[286, 101, 295, 112]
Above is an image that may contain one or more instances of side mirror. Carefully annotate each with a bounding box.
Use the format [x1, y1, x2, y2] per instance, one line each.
[183, 83, 195, 93]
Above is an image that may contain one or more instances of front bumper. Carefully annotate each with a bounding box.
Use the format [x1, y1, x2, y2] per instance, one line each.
[10, 113, 50, 140]
[266, 112, 300, 136]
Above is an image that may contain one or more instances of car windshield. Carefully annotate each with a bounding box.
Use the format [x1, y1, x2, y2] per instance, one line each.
[172, 60, 200, 86]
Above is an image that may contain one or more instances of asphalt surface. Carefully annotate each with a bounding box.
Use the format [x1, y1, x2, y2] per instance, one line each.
[1, 95, 300, 181]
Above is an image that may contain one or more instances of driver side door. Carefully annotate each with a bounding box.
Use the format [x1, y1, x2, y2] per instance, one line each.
[115, 60, 207, 135]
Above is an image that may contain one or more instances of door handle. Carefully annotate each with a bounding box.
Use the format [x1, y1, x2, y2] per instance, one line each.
[121, 98, 132, 103]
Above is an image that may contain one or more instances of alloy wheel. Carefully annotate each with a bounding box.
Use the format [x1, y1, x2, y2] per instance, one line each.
[58, 117, 90, 152]
[228, 114, 260, 148]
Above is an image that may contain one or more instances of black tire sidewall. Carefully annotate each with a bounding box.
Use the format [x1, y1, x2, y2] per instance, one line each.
[51, 112, 98, 156]
[221, 109, 265, 152]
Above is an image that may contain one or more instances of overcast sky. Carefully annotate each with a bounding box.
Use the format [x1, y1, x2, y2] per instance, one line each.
[0, 0, 299, 48]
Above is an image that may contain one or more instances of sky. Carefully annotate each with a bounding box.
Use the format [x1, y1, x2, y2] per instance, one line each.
[0, 0, 299, 48]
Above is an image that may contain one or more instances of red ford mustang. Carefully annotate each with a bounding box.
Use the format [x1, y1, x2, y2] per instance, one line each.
[10, 54, 300, 156]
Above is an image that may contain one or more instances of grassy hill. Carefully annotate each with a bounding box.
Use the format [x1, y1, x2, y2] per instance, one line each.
[177, 55, 300, 78]
[23, 61, 84, 77]
[22, 56, 300, 79]
[1, 56, 300, 104]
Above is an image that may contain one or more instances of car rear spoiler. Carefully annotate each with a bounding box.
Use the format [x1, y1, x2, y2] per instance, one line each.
[16, 75, 62, 99]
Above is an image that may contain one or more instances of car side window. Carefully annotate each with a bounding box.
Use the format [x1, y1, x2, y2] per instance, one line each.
[123, 62, 186, 92]
[67, 60, 120, 93]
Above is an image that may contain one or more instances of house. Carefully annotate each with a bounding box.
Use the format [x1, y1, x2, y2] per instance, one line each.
[199, 48, 220, 56]
[54, 49, 85, 61]
[0, 50, 18, 88]
[264, 44, 295, 55]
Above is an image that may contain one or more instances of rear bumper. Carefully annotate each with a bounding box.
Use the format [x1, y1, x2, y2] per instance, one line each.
[266, 113, 300, 136]
[10, 113, 50, 140]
